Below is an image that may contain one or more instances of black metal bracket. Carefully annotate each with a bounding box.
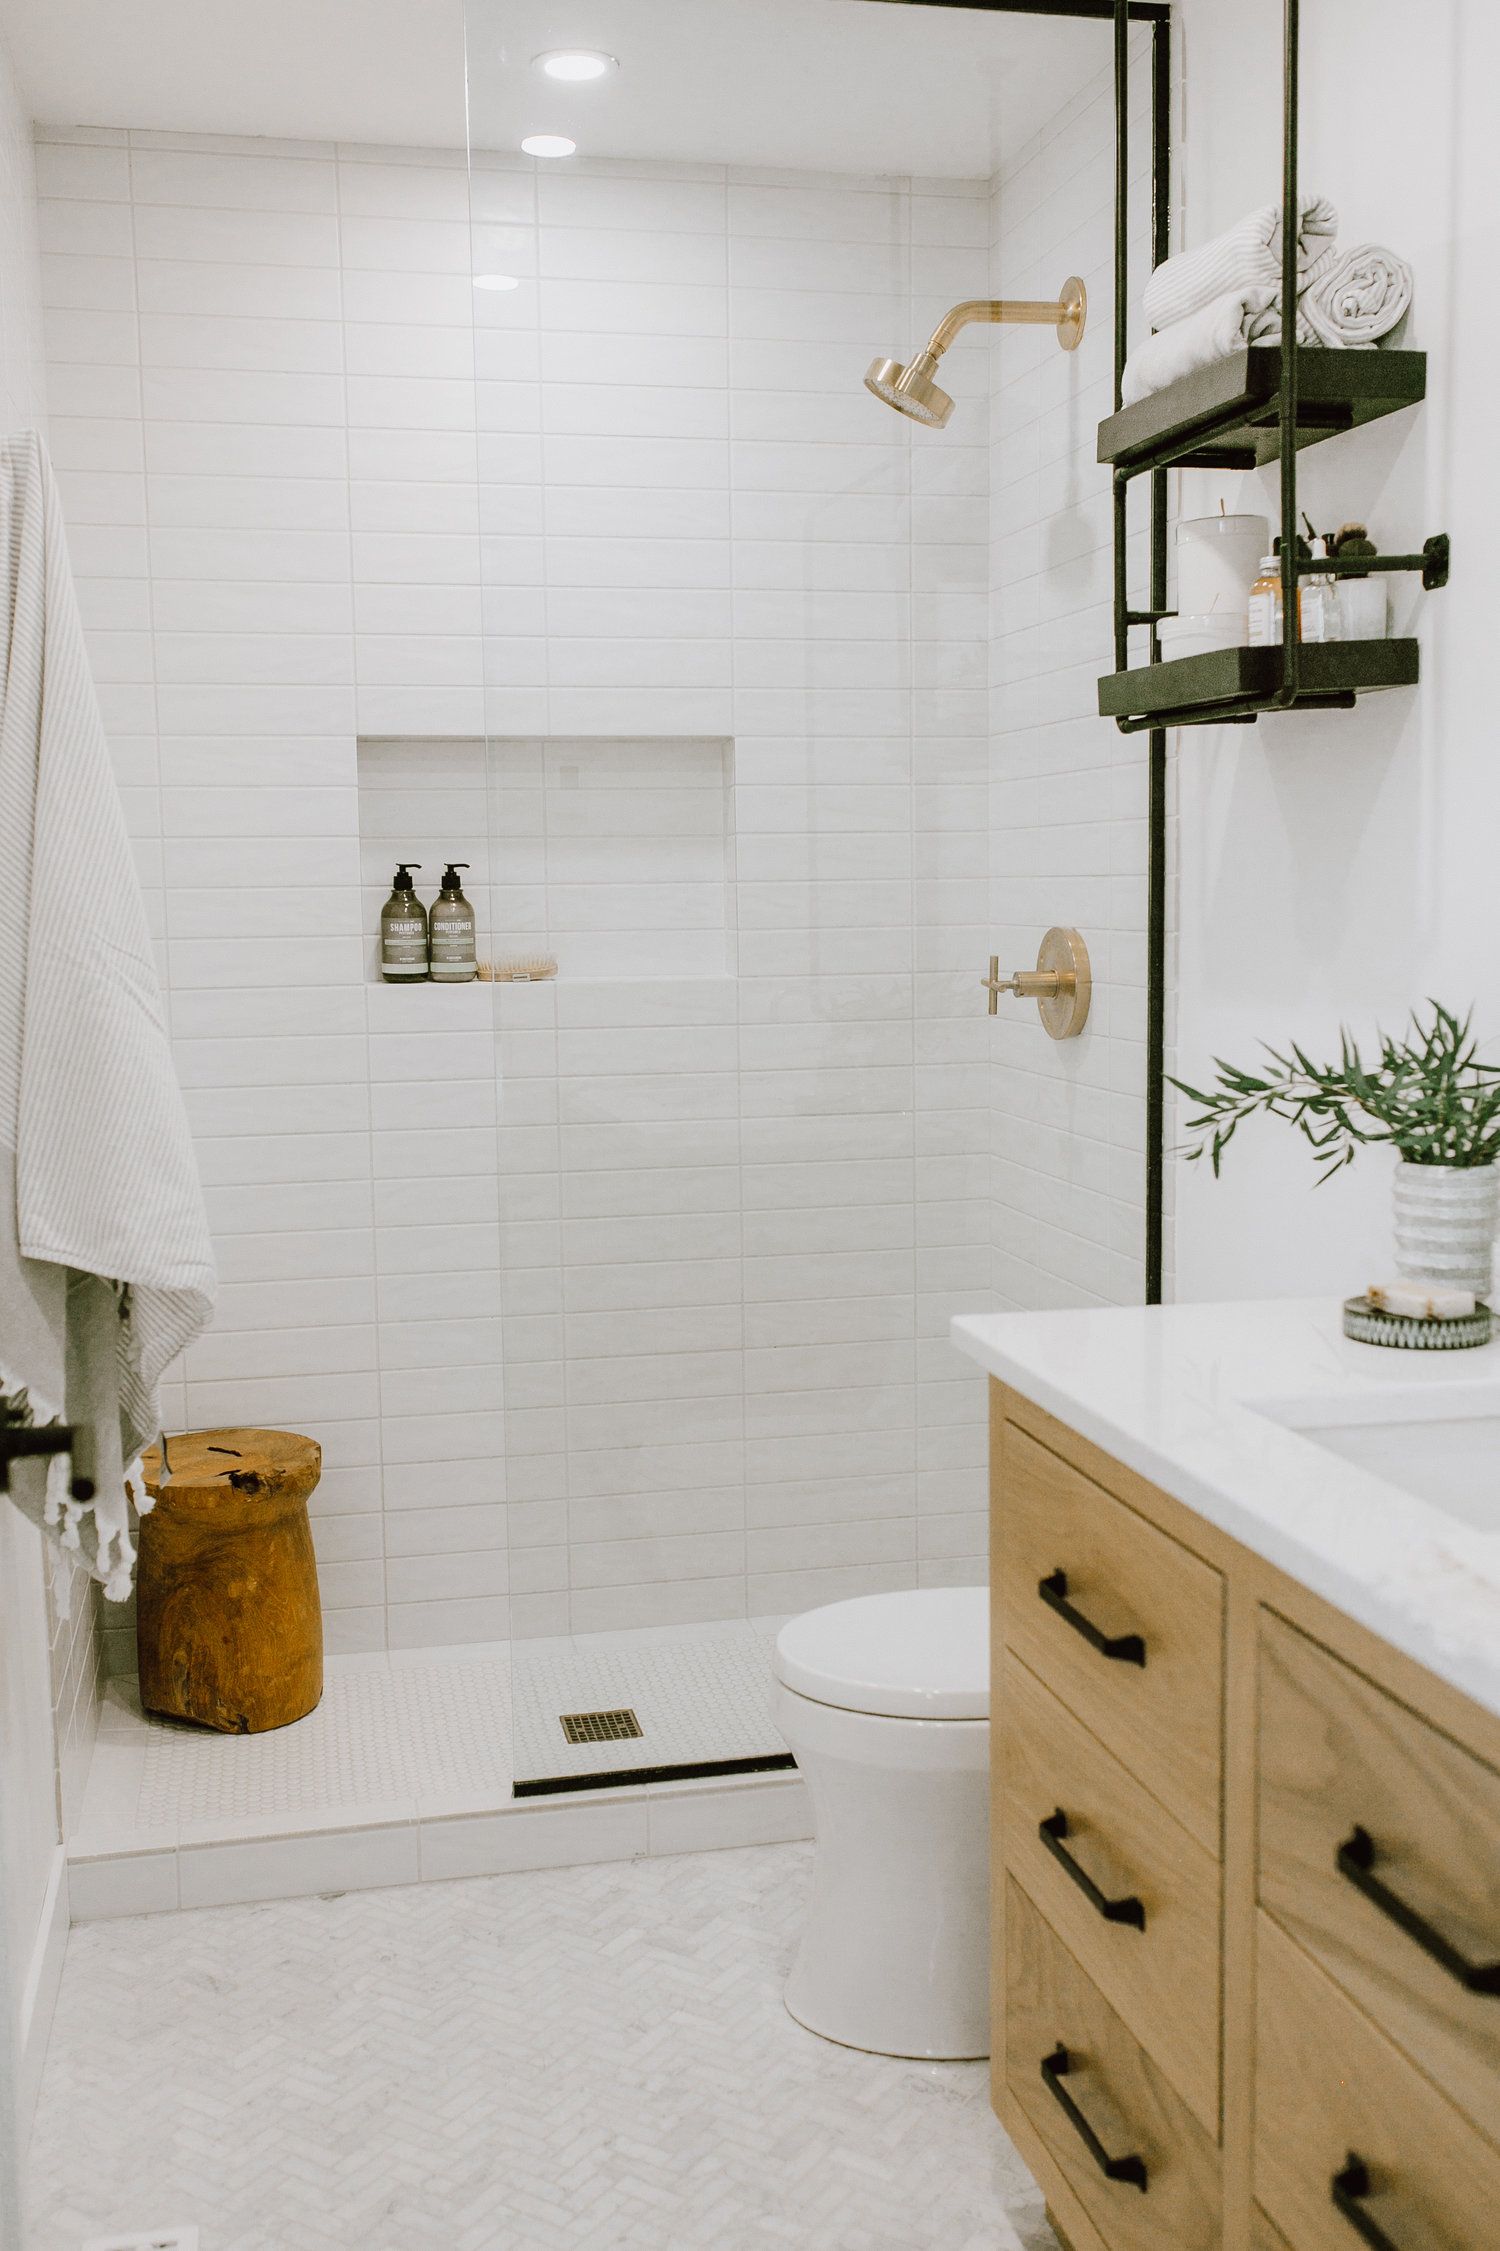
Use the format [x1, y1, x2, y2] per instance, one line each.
[1040, 1809, 1147, 1927]
[1040, 2046, 1149, 2190]
[1332, 2154, 1401, 2251]
[1336, 1825, 1500, 1995]
[1116, 692, 1360, 734]
[1116, 702, 1282, 734]
[0, 1423, 95, 1501]
[1299, 533, 1450, 591]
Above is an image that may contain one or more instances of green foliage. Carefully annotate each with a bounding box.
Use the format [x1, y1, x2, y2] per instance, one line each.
[1171, 1003, 1500, 1180]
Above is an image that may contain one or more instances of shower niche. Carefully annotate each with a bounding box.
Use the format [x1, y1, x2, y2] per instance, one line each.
[357, 735, 735, 984]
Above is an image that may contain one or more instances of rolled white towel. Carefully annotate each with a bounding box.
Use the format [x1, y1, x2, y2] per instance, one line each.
[1301, 242, 1413, 347]
[1122, 285, 1304, 407]
[1143, 193, 1339, 332]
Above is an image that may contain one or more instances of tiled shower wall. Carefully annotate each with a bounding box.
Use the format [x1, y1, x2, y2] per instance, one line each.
[38, 124, 1007, 1658]
[987, 49, 1152, 1309]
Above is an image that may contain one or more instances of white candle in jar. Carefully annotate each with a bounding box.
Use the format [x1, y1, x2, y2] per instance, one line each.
[1176, 514, 1270, 619]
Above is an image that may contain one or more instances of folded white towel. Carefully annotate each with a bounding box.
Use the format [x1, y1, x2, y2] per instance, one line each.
[1143, 194, 1339, 333]
[1122, 285, 1303, 407]
[0, 432, 215, 1598]
[1301, 241, 1412, 347]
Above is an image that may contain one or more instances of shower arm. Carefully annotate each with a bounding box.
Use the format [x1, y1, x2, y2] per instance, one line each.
[867, 277, 1086, 428]
[922, 281, 1088, 362]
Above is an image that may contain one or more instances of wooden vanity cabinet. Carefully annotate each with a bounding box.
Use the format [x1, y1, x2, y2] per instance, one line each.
[988, 1382, 1500, 2251]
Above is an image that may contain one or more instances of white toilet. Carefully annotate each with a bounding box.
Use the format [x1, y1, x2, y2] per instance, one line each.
[772, 1586, 990, 2061]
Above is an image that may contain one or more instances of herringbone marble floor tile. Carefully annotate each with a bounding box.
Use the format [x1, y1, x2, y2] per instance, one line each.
[29, 1844, 1056, 2251]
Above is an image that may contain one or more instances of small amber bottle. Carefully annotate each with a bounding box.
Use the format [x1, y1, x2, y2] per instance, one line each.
[1247, 553, 1284, 646]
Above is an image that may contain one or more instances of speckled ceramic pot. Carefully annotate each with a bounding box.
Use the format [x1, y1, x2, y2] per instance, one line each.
[1392, 1159, 1499, 1300]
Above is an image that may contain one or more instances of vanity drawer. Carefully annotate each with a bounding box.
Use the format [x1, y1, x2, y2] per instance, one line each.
[1005, 1875, 1221, 2251]
[1258, 1611, 1500, 2141]
[998, 1425, 1224, 1853]
[1000, 1652, 1220, 2133]
[1255, 1911, 1500, 2251]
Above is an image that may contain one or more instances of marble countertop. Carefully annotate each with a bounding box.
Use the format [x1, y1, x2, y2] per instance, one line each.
[951, 1298, 1500, 1722]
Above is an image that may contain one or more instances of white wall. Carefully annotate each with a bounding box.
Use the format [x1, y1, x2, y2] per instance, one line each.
[39, 127, 1003, 1651]
[1173, 0, 1491, 1300]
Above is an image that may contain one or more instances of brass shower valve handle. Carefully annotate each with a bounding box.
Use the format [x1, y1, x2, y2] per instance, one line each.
[985, 961, 1068, 1005]
[982, 928, 1092, 1041]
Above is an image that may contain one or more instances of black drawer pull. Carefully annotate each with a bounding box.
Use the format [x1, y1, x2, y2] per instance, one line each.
[1038, 1569, 1146, 1666]
[1332, 2153, 1403, 2251]
[1040, 1810, 1146, 1929]
[1039, 2044, 1148, 2192]
[1336, 1826, 1500, 1996]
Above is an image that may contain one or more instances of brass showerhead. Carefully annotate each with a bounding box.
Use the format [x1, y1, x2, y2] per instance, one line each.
[865, 278, 1087, 428]
[863, 349, 953, 428]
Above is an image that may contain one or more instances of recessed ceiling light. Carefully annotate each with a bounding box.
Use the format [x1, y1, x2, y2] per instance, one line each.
[534, 49, 616, 83]
[473, 273, 520, 291]
[520, 134, 577, 159]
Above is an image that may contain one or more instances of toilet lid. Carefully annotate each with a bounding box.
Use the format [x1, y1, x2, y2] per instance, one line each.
[773, 1588, 989, 1720]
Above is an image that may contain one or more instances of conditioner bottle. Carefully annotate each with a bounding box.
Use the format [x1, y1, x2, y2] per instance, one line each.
[428, 861, 477, 983]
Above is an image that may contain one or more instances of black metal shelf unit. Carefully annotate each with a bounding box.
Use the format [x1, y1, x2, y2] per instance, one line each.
[1110, 0, 1446, 1298]
[1098, 344, 1427, 475]
[1106, 0, 1445, 737]
[1099, 637, 1421, 727]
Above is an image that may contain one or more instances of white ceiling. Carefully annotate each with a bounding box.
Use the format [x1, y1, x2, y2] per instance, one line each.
[0, 0, 1105, 177]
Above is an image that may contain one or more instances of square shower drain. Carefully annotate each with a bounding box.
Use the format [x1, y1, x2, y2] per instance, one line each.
[560, 1707, 643, 1744]
[513, 1636, 794, 1794]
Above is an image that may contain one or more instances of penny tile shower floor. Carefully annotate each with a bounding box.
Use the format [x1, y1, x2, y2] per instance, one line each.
[29, 1843, 1058, 2251]
[75, 1622, 791, 1851]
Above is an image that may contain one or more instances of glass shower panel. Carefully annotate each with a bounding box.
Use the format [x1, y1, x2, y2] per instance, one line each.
[466, 107, 750, 1640]
[461, 0, 1140, 1645]
[985, 46, 1153, 1316]
[729, 172, 928, 1630]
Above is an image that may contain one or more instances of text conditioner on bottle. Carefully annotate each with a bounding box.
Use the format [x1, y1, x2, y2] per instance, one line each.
[428, 861, 477, 982]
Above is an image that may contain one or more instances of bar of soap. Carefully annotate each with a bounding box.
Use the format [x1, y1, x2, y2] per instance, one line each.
[1367, 1281, 1477, 1320]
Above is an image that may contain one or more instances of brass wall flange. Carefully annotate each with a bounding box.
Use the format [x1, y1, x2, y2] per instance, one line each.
[982, 927, 1091, 1040]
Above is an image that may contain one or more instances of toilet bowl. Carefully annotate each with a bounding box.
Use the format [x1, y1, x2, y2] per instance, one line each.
[772, 1586, 990, 2061]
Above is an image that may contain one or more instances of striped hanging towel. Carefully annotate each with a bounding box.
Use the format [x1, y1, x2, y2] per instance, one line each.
[0, 431, 214, 1597]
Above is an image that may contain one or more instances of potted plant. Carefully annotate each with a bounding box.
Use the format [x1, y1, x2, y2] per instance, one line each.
[1172, 1003, 1500, 1299]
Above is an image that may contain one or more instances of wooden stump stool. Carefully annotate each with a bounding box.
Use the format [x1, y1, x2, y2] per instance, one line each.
[137, 1427, 324, 1733]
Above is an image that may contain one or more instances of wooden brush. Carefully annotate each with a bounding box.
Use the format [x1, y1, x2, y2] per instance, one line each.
[478, 954, 558, 982]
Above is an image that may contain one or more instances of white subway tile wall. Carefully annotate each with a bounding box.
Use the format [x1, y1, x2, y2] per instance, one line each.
[38, 110, 1128, 1663]
[987, 53, 1151, 1321]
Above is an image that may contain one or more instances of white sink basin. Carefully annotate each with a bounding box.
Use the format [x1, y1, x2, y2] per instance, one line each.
[1281, 1415, 1500, 1534]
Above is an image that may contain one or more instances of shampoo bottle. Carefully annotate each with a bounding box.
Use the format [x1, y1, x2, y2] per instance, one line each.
[380, 863, 428, 982]
[428, 862, 477, 983]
